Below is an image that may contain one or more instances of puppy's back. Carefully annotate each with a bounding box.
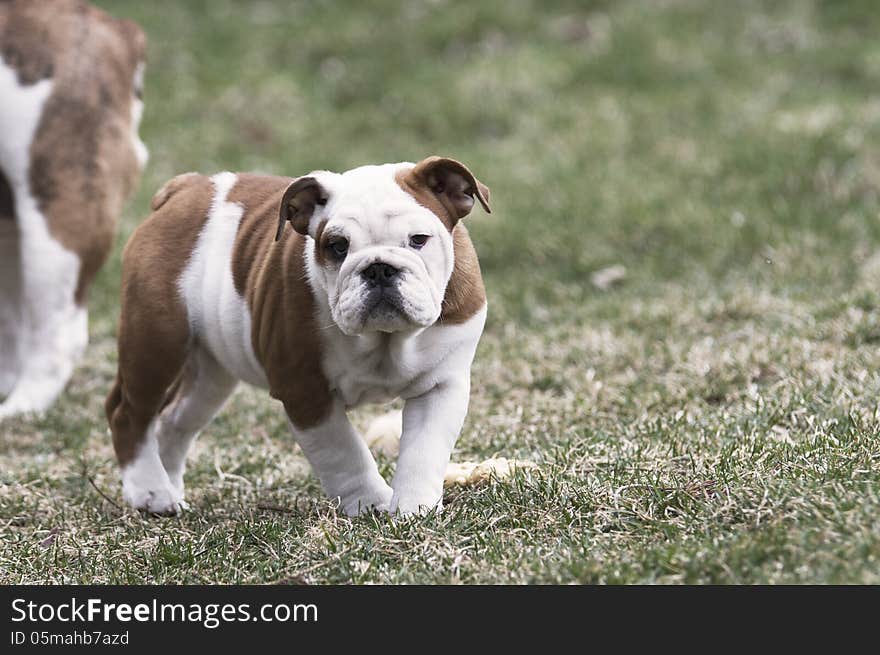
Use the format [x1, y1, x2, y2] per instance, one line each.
[121, 173, 213, 306]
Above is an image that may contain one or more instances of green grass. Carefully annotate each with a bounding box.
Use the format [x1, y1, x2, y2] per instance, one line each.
[2, 0, 880, 583]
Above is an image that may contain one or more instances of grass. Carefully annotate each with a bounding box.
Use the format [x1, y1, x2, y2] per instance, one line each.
[2, 0, 880, 583]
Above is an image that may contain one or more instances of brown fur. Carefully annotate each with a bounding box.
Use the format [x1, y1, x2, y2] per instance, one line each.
[440, 223, 487, 324]
[105, 175, 213, 466]
[151, 172, 199, 211]
[396, 169, 457, 232]
[312, 218, 330, 268]
[1, 0, 146, 303]
[395, 157, 490, 230]
[228, 175, 334, 429]
[0, 0, 58, 86]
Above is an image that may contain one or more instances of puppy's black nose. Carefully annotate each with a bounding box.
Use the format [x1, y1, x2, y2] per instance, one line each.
[362, 262, 399, 287]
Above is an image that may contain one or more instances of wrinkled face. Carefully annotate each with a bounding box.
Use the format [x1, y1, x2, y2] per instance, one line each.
[305, 164, 456, 335]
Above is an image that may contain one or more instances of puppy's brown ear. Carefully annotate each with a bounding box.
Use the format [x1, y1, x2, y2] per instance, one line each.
[276, 177, 327, 241]
[406, 156, 491, 222]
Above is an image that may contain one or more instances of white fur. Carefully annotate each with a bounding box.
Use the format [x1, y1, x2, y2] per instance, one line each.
[121, 421, 185, 515]
[300, 164, 486, 509]
[130, 63, 149, 168]
[125, 165, 486, 516]
[130, 98, 148, 169]
[305, 164, 455, 336]
[288, 400, 392, 515]
[309, 273, 486, 514]
[0, 57, 86, 418]
[178, 172, 266, 387]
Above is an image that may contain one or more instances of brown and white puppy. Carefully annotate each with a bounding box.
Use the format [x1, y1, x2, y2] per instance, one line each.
[106, 157, 490, 516]
[0, 0, 147, 417]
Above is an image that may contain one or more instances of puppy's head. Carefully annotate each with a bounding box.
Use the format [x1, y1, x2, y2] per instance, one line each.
[277, 156, 490, 335]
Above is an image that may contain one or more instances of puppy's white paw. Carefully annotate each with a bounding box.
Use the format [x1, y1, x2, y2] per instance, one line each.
[121, 462, 186, 516]
[341, 481, 393, 516]
[123, 481, 186, 516]
[389, 490, 442, 517]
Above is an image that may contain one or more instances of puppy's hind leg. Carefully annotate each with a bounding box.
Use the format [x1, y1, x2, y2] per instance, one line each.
[106, 170, 215, 514]
[106, 290, 193, 515]
[154, 346, 237, 497]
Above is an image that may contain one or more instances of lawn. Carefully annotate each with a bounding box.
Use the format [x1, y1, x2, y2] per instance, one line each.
[2, 0, 880, 583]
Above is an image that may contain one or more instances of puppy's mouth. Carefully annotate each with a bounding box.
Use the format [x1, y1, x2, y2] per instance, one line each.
[360, 287, 411, 330]
[364, 287, 405, 316]
[332, 266, 440, 335]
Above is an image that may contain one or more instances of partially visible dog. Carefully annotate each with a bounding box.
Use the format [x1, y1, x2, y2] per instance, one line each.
[106, 157, 490, 516]
[0, 0, 148, 417]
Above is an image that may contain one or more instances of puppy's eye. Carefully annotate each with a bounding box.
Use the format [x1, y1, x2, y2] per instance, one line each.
[409, 234, 430, 249]
[327, 238, 349, 260]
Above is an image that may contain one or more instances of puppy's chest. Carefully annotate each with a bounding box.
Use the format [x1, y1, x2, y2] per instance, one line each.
[320, 332, 438, 408]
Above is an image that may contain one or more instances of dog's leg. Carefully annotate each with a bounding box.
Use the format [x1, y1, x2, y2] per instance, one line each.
[287, 400, 392, 516]
[117, 348, 234, 514]
[0, 214, 85, 418]
[0, 67, 84, 418]
[106, 289, 192, 515]
[154, 347, 237, 496]
[390, 379, 471, 515]
[0, 220, 21, 398]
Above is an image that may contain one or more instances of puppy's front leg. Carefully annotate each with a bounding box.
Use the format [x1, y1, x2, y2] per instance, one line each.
[390, 379, 470, 516]
[287, 399, 392, 516]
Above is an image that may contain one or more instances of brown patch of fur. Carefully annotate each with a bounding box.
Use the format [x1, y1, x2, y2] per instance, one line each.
[0, 169, 13, 221]
[395, 168, 458, 232]
[105, 174, 212, 466]
[151, 172, 200, 211]
[1, 0, 147, 304]
[0, 1, 57, 85]
[229, 175, 333, 429]
[440, 223, 487, 324]
[395, 157, 490, 230]
[395, 164, 488, 324]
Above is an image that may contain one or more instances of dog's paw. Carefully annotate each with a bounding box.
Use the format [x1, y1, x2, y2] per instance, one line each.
[341, 482, 393, 517]
[122, 480, 186, 516]
[389, 490, 442, 517]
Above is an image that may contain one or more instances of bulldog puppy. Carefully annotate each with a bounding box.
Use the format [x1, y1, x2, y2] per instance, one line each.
[106, 157, 491, 516]
[0, 0, 148, 418]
